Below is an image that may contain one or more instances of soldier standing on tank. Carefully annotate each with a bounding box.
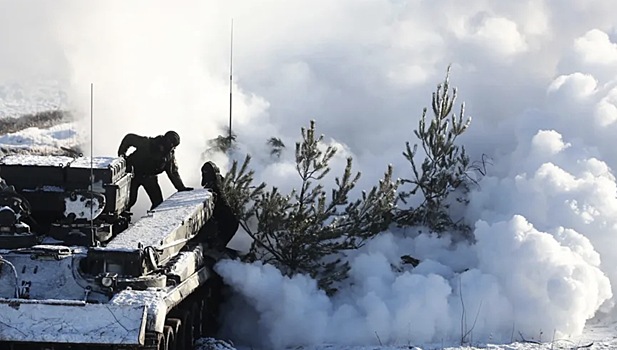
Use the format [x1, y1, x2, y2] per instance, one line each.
[117, 130, 193, 210]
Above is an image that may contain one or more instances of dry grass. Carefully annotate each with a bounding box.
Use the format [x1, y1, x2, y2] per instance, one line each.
[0, 110, 69, 135]
[0, 110, 81, 157]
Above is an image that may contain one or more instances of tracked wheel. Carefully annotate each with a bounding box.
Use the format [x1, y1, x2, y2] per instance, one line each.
[180, 308, 195, 348]
[192, 298, 205, 339]
[202, 277, 225, 337]
[161, 325, 174, 350]
[149, 332, 164, 350]
[170, 308, 193, 350]
[165, 318, 181, 350]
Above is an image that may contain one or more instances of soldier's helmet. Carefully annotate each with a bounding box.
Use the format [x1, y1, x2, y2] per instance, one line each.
[201, 161, 221, 188]
[164, 131, 180, 148]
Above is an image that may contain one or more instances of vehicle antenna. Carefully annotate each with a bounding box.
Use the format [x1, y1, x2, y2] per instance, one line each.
[229, 18, 234, 145]
[90, 83, 95, 244]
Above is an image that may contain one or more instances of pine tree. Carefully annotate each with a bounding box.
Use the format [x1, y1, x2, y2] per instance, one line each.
[239, 120, 398, 294]
[204, 128, 237, 156]
[266, 137, 285, 159]
[396, 66, 474, 236]
[219, 154, 266, 224]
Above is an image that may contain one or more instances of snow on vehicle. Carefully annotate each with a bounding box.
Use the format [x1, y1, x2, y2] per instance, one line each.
[0, 154, 229, 349]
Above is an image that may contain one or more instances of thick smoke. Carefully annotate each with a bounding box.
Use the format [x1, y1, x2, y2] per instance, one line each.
[212, 1, 617, 348]
[2, 0, 617, 348]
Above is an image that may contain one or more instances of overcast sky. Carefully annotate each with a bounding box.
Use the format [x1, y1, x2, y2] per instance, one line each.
[2, 0, 617, 348]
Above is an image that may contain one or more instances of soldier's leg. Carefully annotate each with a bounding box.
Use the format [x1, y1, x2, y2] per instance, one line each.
[214, 203, 240, 249]
[143, 176, 163, 209]
[127, 177, 143, 210]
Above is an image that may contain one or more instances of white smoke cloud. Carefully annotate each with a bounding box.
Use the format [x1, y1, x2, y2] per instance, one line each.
[3, 0, 617, 349]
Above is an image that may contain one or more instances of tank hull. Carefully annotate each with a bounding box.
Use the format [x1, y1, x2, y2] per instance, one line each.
[0, 156, 228, 349]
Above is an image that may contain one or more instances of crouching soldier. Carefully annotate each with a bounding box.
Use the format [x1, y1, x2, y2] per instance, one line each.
[117, 130, 193, 211]
[200, 161, 239, 250]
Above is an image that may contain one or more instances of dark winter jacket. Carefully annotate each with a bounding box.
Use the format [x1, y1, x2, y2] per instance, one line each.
[117, 133, 186, 190]
[200, 161, 239, 249]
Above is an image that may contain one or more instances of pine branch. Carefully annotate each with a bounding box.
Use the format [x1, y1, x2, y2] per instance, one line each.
[397, 65, 480, 235]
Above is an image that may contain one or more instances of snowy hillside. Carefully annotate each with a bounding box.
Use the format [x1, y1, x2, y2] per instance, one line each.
[0, 80, 66, 118]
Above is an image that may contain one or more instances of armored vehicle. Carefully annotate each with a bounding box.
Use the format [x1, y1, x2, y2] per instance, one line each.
[0, 154, 230, 349]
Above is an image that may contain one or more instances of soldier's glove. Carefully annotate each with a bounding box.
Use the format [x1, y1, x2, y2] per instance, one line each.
[178, 187, 194, 192]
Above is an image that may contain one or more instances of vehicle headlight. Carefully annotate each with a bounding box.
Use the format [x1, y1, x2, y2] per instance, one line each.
[99, 273, 118, 288]
[101, 276, 113, 287]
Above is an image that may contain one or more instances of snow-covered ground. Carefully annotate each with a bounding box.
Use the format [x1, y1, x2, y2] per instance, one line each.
[201, 321, 615, 350]
[0, 80, 66, 118]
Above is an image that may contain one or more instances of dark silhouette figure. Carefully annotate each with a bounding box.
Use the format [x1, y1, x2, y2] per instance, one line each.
[117, 131, 193, 210]
[200, 161, 239, 250]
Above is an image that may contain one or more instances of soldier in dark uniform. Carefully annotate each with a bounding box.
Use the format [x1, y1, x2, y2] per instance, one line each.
[117, 130, 193, 210]
[200, 161, 239, 250]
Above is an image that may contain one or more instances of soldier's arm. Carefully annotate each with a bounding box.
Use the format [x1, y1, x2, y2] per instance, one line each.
[165, 152, 192, 191]
[117, 133, 148, 156]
